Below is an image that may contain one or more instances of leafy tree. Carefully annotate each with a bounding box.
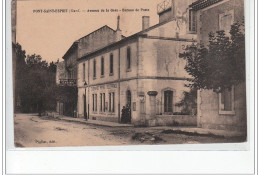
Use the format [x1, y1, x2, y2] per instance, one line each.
[175, 88, 197, 115]
[18, 54, 57, 115]
[179, 21, 245, 93]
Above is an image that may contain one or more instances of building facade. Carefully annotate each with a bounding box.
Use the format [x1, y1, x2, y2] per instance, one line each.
[59, 24, 125, 116]
[189, 0, 246, 131]
[77, 0, 198, 126]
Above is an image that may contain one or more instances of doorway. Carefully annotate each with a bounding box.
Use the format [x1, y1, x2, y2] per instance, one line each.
[164, 90, 173, 114]
[126, 90, 132, 122]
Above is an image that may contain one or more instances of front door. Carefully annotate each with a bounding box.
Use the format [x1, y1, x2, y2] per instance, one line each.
[164, 90, 173, 113]
[126, 90, 131, 122]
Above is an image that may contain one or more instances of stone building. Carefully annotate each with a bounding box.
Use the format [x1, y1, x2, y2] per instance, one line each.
[189, 0, 246, 131]
[77, 0, 198, 126]
[58, 24, 125, 116]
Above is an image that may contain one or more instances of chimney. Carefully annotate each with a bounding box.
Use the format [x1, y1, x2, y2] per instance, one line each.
[142, 16, 150, 30]
[116, 15, 122, 41]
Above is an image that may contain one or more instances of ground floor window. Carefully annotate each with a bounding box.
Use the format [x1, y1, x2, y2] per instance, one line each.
[219, 86, 235, 115]
[109, 92, 115, 112]
[164, 90, 173, 113]
[100, 93, 103, 111]
[92, 94, 97, 112]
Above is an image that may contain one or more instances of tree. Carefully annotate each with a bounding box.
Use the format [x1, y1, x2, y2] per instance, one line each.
[179, 21, 245, 93]
[19, 54, 57, 115]
[175, 88, 197, 115]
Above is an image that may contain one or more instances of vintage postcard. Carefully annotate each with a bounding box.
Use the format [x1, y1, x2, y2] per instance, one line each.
[12, 0, 247, 148]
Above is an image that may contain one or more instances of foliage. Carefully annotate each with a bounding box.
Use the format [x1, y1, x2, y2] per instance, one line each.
[15, 43, 58, 115]
[175, 88, 197, 115]
[179, 21, 245, 93]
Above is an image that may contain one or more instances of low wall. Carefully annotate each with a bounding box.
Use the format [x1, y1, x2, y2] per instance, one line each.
[147, 115, 197, 127]
[91, 115, 118, 123]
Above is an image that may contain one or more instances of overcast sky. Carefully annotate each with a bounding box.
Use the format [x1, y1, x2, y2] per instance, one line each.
[16, 0, 164, 63]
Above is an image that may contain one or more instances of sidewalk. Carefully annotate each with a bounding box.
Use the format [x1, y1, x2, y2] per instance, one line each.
[56, 115, 245, 138]
[59, 115, 133, 127]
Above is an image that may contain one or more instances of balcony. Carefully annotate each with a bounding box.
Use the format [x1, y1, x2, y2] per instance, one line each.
[59, 79, 77, 86]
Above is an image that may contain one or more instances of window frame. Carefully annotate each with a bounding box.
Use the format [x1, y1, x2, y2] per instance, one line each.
[188, 9, 197, 33]
[101, 56, 104, 77]
[126, 46, 131, 71]
[109, 53, 114, 76]
[218, 9, 234, 34]
[93, 59, 96, 79]
[218, 86, 235, 115]
[82, 63, 85, 82]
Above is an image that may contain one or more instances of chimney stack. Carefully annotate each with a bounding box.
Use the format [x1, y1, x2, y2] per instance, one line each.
[142, 16, 150, 30]
[116, 15, 122, 41]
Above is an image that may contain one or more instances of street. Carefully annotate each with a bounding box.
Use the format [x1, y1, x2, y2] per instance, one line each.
[14, 113, 245, 147]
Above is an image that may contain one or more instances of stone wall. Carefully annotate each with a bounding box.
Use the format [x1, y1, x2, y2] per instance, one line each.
[198, 0, 244, 45]
[198, 83, 247, 132]
[146, 115, 197, 127]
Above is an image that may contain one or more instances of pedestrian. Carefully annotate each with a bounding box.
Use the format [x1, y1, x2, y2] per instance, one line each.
[121, 106, 126, 123]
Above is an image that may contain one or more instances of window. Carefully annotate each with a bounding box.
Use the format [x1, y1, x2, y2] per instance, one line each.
[109, 93, 111, 112]
[83, 63, 85, 81]
[100, 93, 103, 111]
[100, 93, 105, 112]
[101, 57, 104, 77]
[93, 60, 96, 78]
[164, 90, 173, 113]
[109, 92, 115, 112]
[103, 93, 105, 111]
[95, 94, 97, 111]
[189, 9, 196, 32]
[126, 47, 131, 70]
[110, 53, 114, 75]
[219, 86, 235, 115]
[92, 94, 94, 111]
[219, 10, 234, 35]
[92, 94, 97, 112]
[112, 92, 114, 112]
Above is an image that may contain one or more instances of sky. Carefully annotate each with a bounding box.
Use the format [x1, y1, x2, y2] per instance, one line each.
[16, 0, 164, 63]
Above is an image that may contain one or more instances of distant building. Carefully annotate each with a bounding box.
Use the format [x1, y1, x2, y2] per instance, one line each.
[77, 0, 198, 126]
[190, 0, 246, 131]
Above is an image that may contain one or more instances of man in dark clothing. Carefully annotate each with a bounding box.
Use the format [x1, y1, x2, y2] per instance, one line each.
[121, 106, 127, 123]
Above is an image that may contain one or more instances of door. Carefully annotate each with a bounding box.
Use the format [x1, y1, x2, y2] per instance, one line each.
[164, 90, 173, 113]
[126, 90, 132, 122]
[83, 94, 86, 118]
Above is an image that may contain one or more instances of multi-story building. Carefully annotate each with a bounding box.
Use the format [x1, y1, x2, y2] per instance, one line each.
[58, 23, 125, 116]
[189, 0, 246, 131]
[77, 0, 198, 126]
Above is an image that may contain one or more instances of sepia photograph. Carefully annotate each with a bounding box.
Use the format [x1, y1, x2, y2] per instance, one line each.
[12, 0, 247, 148]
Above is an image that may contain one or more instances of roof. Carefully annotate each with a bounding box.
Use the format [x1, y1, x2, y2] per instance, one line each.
[189, 0, 223, 11]
[78, 18, 175, 61]
[62, 25, 125, 59]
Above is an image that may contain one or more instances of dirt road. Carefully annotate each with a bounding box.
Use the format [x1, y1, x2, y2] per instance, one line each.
[14, 113, 245, 147]
[14, 113, 132, 147]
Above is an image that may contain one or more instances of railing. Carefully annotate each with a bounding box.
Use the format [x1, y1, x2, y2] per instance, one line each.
[59, 79, 77, 86]
[157, 0, 171, 14]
